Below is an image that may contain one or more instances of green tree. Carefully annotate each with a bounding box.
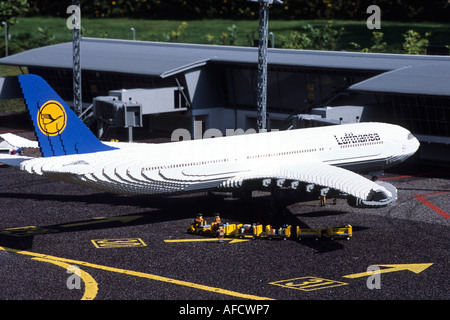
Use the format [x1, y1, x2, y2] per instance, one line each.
[25, 0, 450, 21]
[0, 0, 29, 26]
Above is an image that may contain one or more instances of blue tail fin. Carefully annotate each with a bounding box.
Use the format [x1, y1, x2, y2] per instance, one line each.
[18, 74, 117, 157]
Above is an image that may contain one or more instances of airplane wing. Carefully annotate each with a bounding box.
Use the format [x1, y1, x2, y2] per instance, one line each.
[221, 161, 393, 202]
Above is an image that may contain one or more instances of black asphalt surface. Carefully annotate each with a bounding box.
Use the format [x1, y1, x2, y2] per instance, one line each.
[0, 116, 448, 314]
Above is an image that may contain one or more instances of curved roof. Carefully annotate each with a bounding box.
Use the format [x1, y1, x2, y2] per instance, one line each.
[348, 63, 450, 97]
[1, 37, 450, 78]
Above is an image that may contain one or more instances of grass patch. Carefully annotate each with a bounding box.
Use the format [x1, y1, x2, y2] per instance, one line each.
[0, 18, 449, 114]
[3, 17, 449, 53]
[0, 66, 27, 114]
[0, 98, 26, 114]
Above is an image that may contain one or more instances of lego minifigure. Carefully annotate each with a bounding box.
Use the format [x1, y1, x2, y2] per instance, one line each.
[319, 195, 326, 206]
[217, 223, 225, 243]
[194, 213, 204, 226]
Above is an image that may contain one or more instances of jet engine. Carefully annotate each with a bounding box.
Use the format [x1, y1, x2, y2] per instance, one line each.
[347, 181, 397, 208]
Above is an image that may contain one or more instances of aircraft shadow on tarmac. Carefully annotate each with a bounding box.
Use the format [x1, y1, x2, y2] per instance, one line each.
[0, 191, 363, 253]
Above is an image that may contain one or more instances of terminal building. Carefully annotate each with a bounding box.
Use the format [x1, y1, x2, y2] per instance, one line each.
[0, 37, 449, 165]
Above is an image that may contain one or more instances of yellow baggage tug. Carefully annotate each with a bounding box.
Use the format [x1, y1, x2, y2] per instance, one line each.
[187, 215, 352, 242]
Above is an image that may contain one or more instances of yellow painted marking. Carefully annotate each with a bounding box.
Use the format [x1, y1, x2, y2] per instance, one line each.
[91, 238, 147, 248]
[0, 215, 144, 237]
[164, 238, 249, 243]
[343, 263, 433, 279]
[270, 276, 348, 292]
[31, 257, 98, 300]
[228, 239, 250, 243]
[60, 215, 143, 228]
[0, 246, 273, 300]
[165, 238, 220, 243]
[0, 226, 58, 237]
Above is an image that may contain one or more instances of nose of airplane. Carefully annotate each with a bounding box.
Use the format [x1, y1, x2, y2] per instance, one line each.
[406, 132, 420, 156]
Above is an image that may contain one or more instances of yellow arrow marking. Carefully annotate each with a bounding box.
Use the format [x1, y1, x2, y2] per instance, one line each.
[229, 239, 250, 243]
[164, 238, 249, 243]
[343, 263, 433, 279]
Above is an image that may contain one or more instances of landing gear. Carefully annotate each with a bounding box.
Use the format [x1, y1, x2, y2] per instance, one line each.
[232, 190, 252, 200]
[369, 170, 385, 181]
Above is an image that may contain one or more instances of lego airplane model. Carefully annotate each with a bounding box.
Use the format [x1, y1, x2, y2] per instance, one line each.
[0, 74, 420, 208]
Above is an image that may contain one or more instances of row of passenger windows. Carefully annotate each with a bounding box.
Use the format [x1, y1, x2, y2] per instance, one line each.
[247, 147, 325, 160]
[141, 142, 380, 172]
[339, 141, 383, 148]
[141, 147, 323, 171]
[143, 158, 230, 171]
[142, 147, 332, 171]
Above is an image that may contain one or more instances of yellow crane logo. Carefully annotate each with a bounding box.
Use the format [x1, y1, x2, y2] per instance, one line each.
[37, 100, 67, 136]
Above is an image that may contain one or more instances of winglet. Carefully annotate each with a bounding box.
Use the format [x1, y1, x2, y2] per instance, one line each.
[18, 74, 117, 157]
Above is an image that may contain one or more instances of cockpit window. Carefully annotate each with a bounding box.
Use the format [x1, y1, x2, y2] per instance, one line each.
[407, 133, 415, 140]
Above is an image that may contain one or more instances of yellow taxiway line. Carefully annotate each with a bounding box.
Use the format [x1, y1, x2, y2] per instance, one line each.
[0, 246, 273, 300]
[164, 238, 249, 243]
[31, 257, 98, 300]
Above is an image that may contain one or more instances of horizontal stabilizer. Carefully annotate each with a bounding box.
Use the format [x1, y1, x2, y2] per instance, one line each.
[0, 154, 33, 167]
[0, 133, 39, 149]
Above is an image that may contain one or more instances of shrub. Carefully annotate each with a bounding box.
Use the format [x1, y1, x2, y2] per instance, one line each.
[280, 22, 343, 51]
[402, 30, 431, 55]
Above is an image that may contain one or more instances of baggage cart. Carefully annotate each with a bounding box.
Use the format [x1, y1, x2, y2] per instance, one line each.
[296, 226, 321, 241]
[326, 225, 352, 240]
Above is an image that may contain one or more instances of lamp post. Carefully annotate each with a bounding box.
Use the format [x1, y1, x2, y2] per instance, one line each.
[2, 22, 7, 57]
[130, 27, 135, 40]
[247, 0, 282, 132]
[72, 0, 82, 115]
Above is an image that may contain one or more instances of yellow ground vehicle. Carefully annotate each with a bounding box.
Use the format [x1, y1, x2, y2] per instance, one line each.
[187, 221, 213, 235]
[296, 226, 321, 241]
[326, 225, 352, 240]
[187, 217, 351, 242]
[188, 220, 244, 240]
[236, 223, 264, 239]
[263, 225, 292, 240]
[223, 223, 239, 237]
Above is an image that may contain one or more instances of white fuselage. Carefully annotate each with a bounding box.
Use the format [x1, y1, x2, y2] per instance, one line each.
[20, 122, 419, 196]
